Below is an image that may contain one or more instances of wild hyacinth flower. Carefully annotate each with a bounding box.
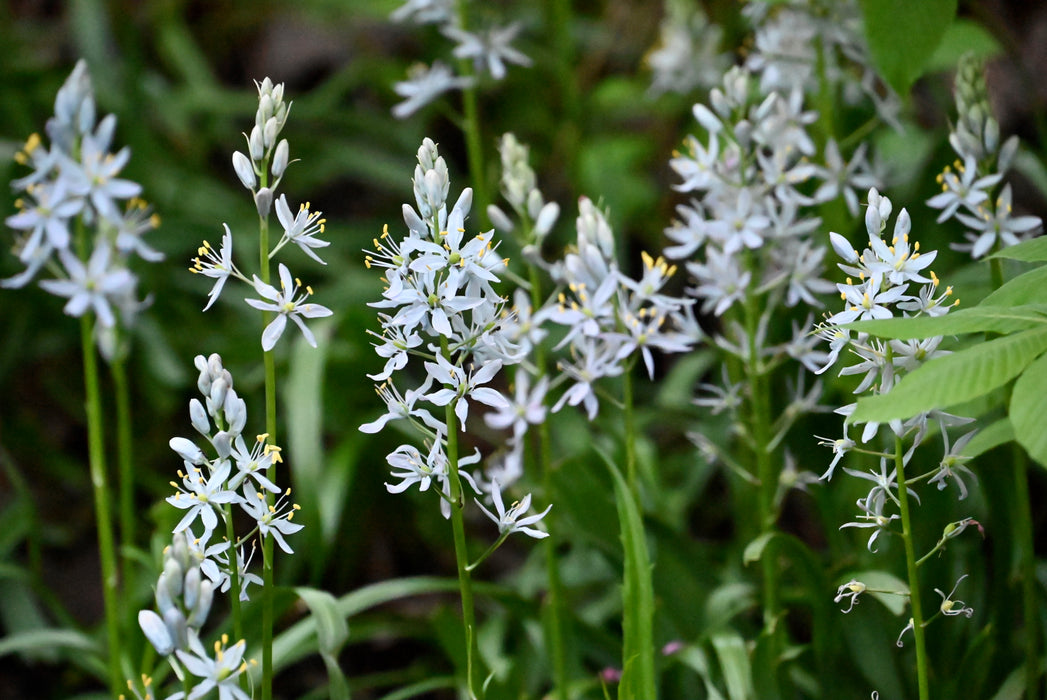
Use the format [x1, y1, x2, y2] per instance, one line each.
[190, 78, 332, 353]
[815, 188, 978, 656]
[387, 1, 531, 118]
[743, 0, 901, 128]
[362, 139, 552, 697]
[929, 53, 1042, 258]
[645, 0, 729, 96]
[5, 60, 158, 346]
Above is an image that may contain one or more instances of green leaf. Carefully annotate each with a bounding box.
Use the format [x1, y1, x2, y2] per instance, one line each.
[845, 305, 1047, 339]
[296, 587, 349, 656]
[925, 18, 1003, 73]
[962, 418, 1014, 459]
[1010, 352, 1047, 467]
[677, 646, 728, 700]
[980, 266, 1047, 307]
[859, 0, 958, 95]
[598, 449, 655, 700]
[988, 236, 1047, 263]
[742, 531, 776, 567]
[710, 631, 753, 700]
[851, 326, 1047, 423]
[296, 587, 350, 700]
[0, 628, 99, 658]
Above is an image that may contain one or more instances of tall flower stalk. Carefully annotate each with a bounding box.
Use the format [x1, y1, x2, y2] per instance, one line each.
[190, 76, 331, 699]
[4, 60, 160, 697]
[363, 138, 551, 698]
[817, 188, 981, 700]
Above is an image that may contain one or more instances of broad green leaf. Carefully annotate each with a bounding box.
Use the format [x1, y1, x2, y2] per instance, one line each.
[980, 266, 1047, 307]
[845, 305, 1047, 339]
[598, 449, 655, 700]
[859, 0, 957, 95]
[710, 631, 753, 700]
[751, 627, 782, 700]
[963, 417, 1015, 459]
[1010, 352, 1047, 467]
[925, 18, 1002, 73]
[988, 236, 1047, 263]
[851, 326, 1047, 423]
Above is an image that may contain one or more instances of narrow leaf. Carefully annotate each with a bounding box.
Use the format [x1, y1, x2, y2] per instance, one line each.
[598, 449, 655, 700]
[1010, 352, 1047, 467]
[851, 327, 1047, 423]
[845, 305, 1047, 339]
[710, 631, 753, 700]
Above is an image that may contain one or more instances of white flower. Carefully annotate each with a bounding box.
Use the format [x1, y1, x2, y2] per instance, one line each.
[275, 195, 330, 264]
[392, 62, 473, 119]
[191, 225, 237, 311]
[475, 480, 551, 539]
[443, 23, 532, 81]
[245, 263, 332, 351]
[39, 245, 135, 327]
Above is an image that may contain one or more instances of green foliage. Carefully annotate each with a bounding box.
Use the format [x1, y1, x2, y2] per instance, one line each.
[859, 0, 958, 95]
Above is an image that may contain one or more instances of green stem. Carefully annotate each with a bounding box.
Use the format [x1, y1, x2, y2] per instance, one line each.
[527, 265, 569, 700]
[445, 399, 479, 699]
[454, 0, 488, 223]
[895, 436, 930, 700]
[742, 266, 778, 624]
[622, 369, 638, 500]
[81, 316, 123, 697]
[259, 176, 277, 700]
[111, 356, 135, 598]
[225, 504, 244, 642]
[1014, 444, 1040, 700]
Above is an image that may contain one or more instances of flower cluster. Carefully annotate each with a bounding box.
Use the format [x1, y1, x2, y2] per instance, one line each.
[191, 78, 332, 351]
[362, 138, 550, 538]
[664, 65, 875, 479]
[928, 53, 1042, 258]
[389, 1, 531, 118]
[5, 60, 159, 358]
[136, 353, 297, 698]
[815, 188, 977, 639]
[743, 0, 901, 127]
[645, 0, 729, 96]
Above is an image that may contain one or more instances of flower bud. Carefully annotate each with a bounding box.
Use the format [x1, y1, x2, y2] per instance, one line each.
[139, 610, 175, 656]
[255, 187, 274, 218]
[271, 139, 289, 179]
[187, 579, 214, 628]
[264, 116, 280, 149]
[534, 201, 560, 240]
[486, 204, 515, 234]
[249, 125, 265, 161]
[169, 437, 206, 465]
[189, 398, 210, 436]
[210, 375, 229, 411]
[183, 566, 201, 611]
[163, 607, 188, 652]
[232, 151, 257, 190]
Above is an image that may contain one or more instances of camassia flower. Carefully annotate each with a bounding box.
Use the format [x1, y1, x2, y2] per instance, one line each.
[246, 263, 332, 351]
[475, 480, 551, 539]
